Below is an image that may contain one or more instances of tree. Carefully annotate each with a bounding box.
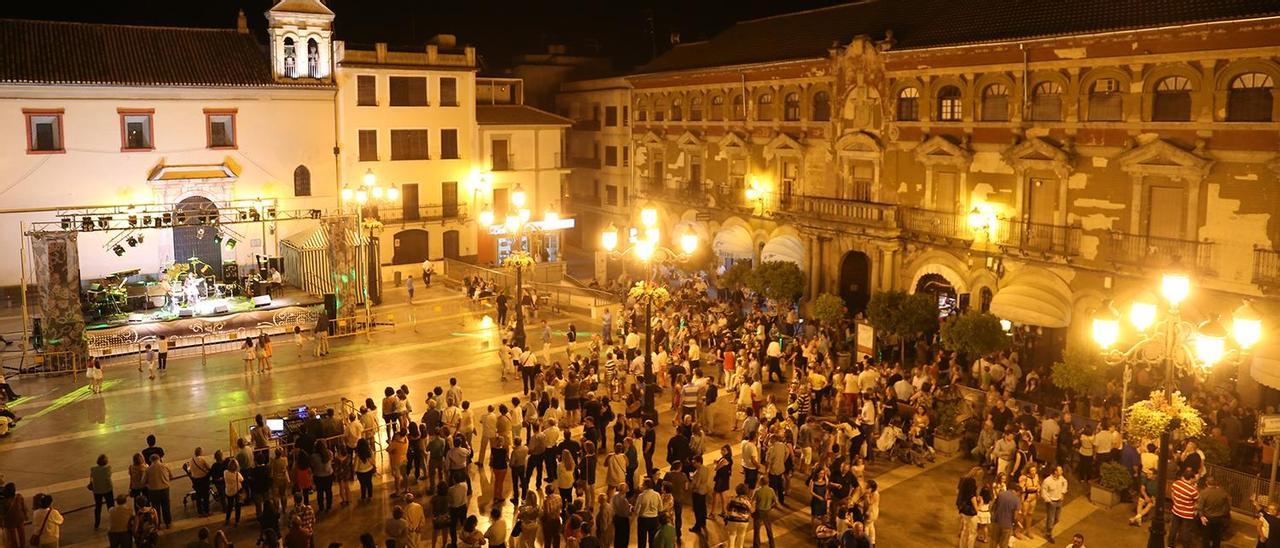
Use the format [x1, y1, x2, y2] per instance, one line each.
[867, 290, 938, 362]
[939, 312, 1010, 357]
[746, 261, 805, 304]
[720, 261, 753, 289]
[811, 293, 846, 326]
[1049, 346, 1108, 397]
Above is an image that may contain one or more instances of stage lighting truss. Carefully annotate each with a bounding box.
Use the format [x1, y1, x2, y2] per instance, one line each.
[31, 199, 346, 235]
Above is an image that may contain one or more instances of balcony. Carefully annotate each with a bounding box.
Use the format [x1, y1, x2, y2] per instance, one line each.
[902, 208, 971, 241]
[1102, 232, 1215, 273]
[491, 153, 515, 171]
[993, 218, 1082, 256]
[771, 194, 898, 228]
[1254, 248, 1280, 287]
[374, 203, 469, 223]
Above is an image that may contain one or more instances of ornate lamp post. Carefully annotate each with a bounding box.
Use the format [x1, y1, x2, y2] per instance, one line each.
[1092, 271, 1260, 548]
[340, 169, 399, 340]
[600, 206, 698, 420]
[480, 183, 555, 349]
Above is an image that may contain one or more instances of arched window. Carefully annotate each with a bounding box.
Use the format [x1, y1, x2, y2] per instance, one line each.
[812, 91, 831, 121]
[293, 165, 311, 197]
[690, 95, 704, 121]
[1030, 81, 1063, 121]
[783, 93, 801, 121]
[653, 99, 667, 122]
[981, 84, 1009, 121]
[306, 38, 319, 78]
[732, 94, 745, 121]
[1152, 76, 1192, 122]
[1087, 78, 1123, 121]
[709, 96, 724, 121]
[1227, 72, 1275, 122]
[636, 101, 648, 122]
[283, 37, 297, 78]
[896, 87, 920, 121]
[670, 98, 683, 121]
[936, 86, 962, 121]
[756, 92, 773, 121]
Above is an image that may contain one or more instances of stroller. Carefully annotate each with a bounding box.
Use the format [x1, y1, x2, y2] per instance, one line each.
[874, 422, 907, 463]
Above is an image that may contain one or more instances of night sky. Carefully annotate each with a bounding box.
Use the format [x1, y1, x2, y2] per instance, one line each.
[0, 0, 847, 71]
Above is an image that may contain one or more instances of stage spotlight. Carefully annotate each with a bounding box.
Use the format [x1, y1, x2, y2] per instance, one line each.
[162, 213, 172, 226]
[175, 212, 187, 225]
[196, 227, 206, 240]
[97, 216, 111, 229]
[126, 236, 138, 247]
[112, 245, 125, 256]
[266, 206, 277, 219]
[226, 238, 237, 249]
[137, 234, 144, 244]
[309, 209, 322, 219]
[81, 217, 94, 231]
[238, 210, 249, 221]
[142, 215, 152, 227]
[213, 233, 223, 244]
[128, 215, 138, 227]
[60, 217, 72, 230]
[249, 209, 261, 222]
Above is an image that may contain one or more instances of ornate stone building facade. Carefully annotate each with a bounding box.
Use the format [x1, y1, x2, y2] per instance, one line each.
[609, 1, 1280, 380]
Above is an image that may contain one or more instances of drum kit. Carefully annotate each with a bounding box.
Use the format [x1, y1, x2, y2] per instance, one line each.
[162, 257, 231, 310]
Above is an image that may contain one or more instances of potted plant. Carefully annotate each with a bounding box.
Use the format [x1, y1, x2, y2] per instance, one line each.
[932, 400, 968, 455]
[1092, 461, 1131, 507]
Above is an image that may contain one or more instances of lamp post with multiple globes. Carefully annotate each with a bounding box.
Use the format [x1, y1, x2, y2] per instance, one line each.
[480, 183, 556, 349]
[1091, 271, 1261, 548]
[339, 169, 400, 339]
[600, 206, 698, 420]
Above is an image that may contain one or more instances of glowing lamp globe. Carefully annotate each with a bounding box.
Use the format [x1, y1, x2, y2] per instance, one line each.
[1233, 301, 1262, 349]
[1092, 307, 1120, 349]
[601, 224, 619, 252]
[680, 232, 698, 256]
[1129, 293, 1157, 332]
[479, 209, 495, 227]
[640, 208, 658, 228]
[1161, 272, 1190, 306]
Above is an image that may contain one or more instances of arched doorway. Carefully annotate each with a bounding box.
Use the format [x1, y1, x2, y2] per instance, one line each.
[172, 196, 222, 278]
[916, 273, 959, 317]
[838, 251, 871, 316]
[392, 229, 429, 265]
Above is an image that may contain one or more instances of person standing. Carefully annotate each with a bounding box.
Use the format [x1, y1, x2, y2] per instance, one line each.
[142, 454, 171, 529]
[602, 309, 613, 345]
[106, 495, 134, 548]
[956, 467, 981, 548]
[29, 494, 63, 548]
[406, 275, 416, 305]
[1040, 465, 1068, 543]
[156, 335, 169, 371]
[313, 308, 330, 357]
[764, 437, 788, 506]
[0, 367, 20, 401]
[90, 455, 115, 531]
[689, 459, 712, 534]
[1197, 476, 1231, 548]
[634, 480, 662, 548]
[723, 484, 753, 548]
[989, 481, 1021, 548]
[422, 259, 434, 288]
[751, 477, 777, 548]
[1167, 467, 1199, 548]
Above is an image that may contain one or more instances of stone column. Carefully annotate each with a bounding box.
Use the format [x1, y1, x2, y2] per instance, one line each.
[324, 216, 359, 319]
[806, 236, 819, 299]
[30, 232, 87, 357]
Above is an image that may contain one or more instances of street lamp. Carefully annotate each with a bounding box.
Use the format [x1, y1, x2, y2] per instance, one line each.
[1092, 271, 1259, 548]
[340, 169, 400, 340]
[481, 184, 556, 349]
[600, 207, 698, 420]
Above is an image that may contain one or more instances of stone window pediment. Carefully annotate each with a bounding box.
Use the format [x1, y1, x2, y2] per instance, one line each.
[763, 132, 803, 160]
[676, 130, 703, 150]
[1003, 137, 1072, 178]
[716, 131, 749, 158]
[835, 131, 882, 160]
[638, 130, 665, 148]
[1116, 138, 1212, 181]
[913, 135, 971, 169]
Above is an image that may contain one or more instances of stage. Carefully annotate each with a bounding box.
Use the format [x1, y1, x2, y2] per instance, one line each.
[83, 288, 324, 354]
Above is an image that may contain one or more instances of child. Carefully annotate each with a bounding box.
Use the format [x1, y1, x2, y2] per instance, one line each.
[257, 333, 272, 372]
[87, 358, 104, 393]
[242, 338, 255, 374]
[144, 344, 156, 380]
[293, 326, 306, 359]
[157, 335, 169, 370]
[976, 485, 992, 543]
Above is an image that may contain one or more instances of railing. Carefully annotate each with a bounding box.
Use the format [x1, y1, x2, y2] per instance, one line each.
[772, 194, 898, 228]
[375, 203, 468, 223]
[1103, 232, 1215, 272]
[1254, 247, 1280, 286]
[993, 218, 1082, 256]
[1204, 463, 1271, 513]
[902, 207, 971, 241]
[442, 258, 620, 308]
[492, 153, 516, 171]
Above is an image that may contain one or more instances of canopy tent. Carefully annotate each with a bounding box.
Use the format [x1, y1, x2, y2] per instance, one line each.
[989, 269, 1071, 328]
[712, 225, 754, 260]
[760, 234, 804, 269]
[279, 223, 370, 304]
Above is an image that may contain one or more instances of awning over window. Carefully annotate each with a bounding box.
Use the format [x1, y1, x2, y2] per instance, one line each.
[713, 225, 753, 259]
[989, 269, 1071, 328]
[1251, 342, 1280, 391]
[760, 234, 804, 269]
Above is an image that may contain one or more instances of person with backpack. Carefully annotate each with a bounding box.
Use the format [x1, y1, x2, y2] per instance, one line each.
[723, 484, 753, 548]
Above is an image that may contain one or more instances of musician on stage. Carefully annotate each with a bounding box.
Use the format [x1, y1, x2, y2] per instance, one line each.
[184, 275, 202, 306]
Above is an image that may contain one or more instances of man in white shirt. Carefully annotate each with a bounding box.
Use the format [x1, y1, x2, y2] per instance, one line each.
[1092, 425, 1114, 462]
[1040, 465, 1069, 543]
[1040, 415, 1061, 445]
[765, 340, 783, 383]
[478, 406, 498, 463]
[740, 436, 761, 487]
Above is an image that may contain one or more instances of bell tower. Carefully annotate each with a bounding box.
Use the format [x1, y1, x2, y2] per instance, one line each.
[265, 0, 335, 82]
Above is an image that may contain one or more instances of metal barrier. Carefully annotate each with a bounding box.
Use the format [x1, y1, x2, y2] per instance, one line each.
[85, 306, 323, 369]
[444, 258, 620, 309]
[8, 350, 84, 379]
[1205, 463, 1272, 512]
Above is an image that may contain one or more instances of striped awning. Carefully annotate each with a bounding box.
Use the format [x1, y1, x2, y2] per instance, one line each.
[280, 223, 368, 251]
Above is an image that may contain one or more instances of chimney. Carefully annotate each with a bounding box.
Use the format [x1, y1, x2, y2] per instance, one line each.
[375, 43, 388, 63]
[428, 34, 457, 50]
[236, 9, 248, 34]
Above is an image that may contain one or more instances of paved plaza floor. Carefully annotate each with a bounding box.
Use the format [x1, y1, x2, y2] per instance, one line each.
[0, 284, 1265, 546]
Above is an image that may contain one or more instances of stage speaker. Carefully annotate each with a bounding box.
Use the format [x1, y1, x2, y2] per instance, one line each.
[213, 304, 230, 314]
[178, 309, 195, 318]
[252, 295, 272, 307]
[222, 262, 239, 282]
[323, 293, 337, 336]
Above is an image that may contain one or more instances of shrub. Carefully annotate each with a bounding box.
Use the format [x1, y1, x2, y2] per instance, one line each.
[1050, 346, 1108, 397]
[939, 312, 1010, 357]
[811, 293, 846, 326]
[746, 260, 805, 304]
[1099, 461, 1131, 492]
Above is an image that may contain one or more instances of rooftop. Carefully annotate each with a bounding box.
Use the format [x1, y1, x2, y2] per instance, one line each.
[638, 0, 1280, 73]
[476, 105, 572, 126]
[0, 18, 326, 88]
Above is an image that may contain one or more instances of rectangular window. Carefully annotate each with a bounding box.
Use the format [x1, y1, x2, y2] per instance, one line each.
[440, 129, 459, 159]
[622, 146, 630, 167]
[357, 75, 377, 106]
[358, 130, 378, 161]
[118, 109, 154, 151]
[440, 77, 458, 106]
[24, 109, 63, 153]
[389, 77, 428, 106]
[402, 183, 420, 220]
[605, 106, 618, 126]
[205, 109, 237, 149]
[606, 185, 618, 206]
[623, 106, 629, 127]
[390, 129, 429, 160]
[605, 146, 618, 167]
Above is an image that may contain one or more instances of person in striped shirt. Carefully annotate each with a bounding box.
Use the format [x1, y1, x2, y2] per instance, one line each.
[1167, 467, 1200, 548]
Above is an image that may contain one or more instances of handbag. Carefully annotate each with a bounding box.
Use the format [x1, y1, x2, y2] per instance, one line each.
[511, 520, 523, 537]
[30, 508, 52, 546]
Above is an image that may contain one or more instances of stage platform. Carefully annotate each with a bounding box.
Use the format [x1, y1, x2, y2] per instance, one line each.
[84, 288, 324, 355]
